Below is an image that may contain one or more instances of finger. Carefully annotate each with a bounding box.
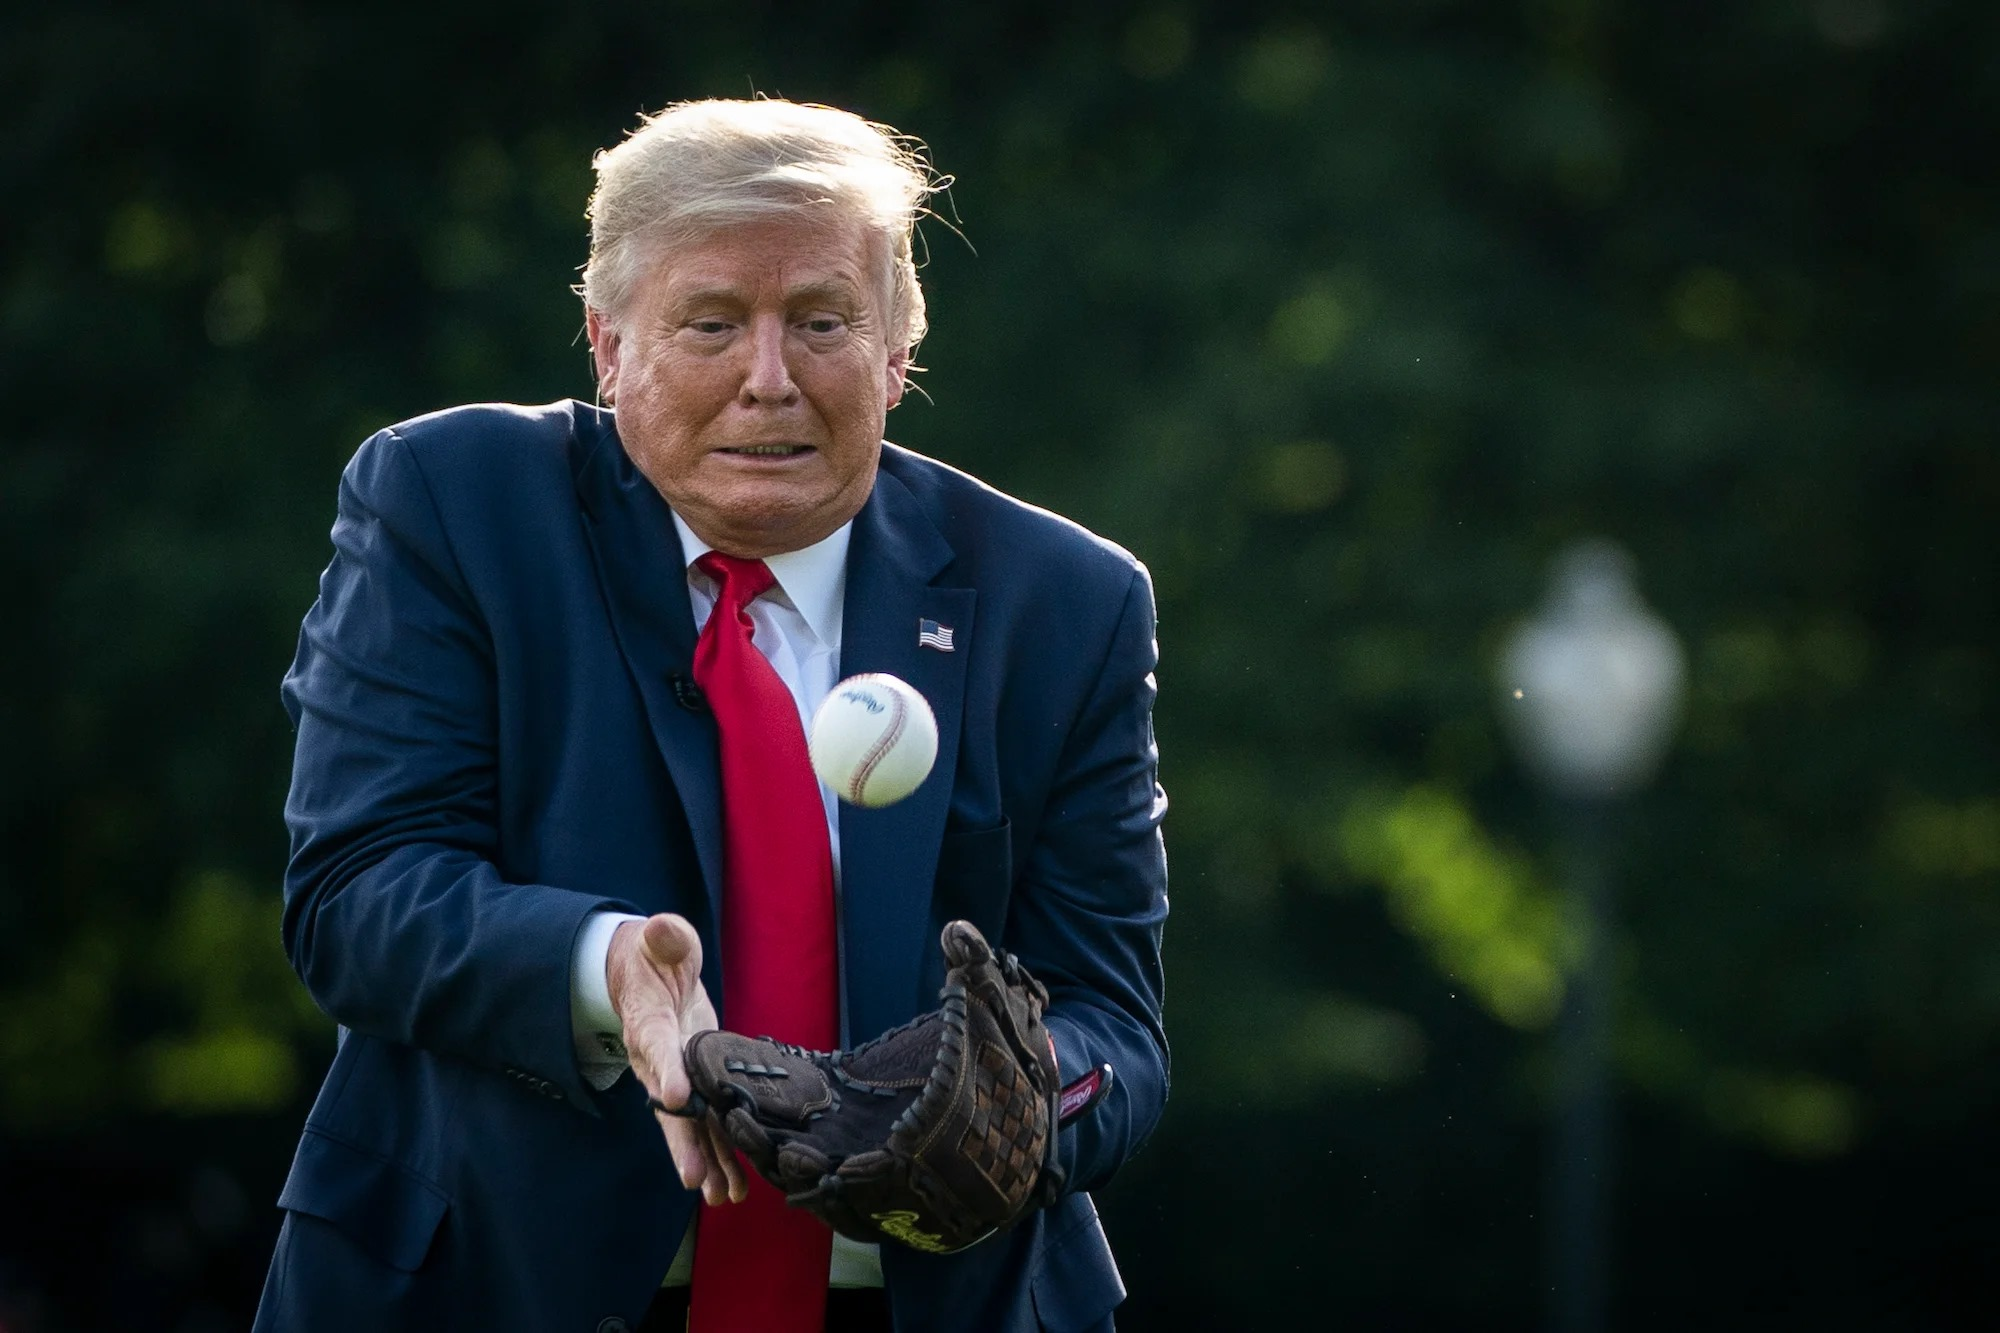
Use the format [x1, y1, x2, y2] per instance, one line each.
[660, 1107, 715, 1195]
[648, 1091, 710, 1120]
[641, 912, 703, 976]
[678, 1112, 734, 1206]
[700, 1128, 740, 1200]
[706, 1117, 748, 1203]
[658, 1101, 741, 1206]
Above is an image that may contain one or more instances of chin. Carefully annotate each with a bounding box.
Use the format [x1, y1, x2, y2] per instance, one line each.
[695, 497, 829, 556]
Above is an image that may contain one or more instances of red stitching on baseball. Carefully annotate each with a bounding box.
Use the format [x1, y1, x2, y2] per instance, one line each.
[850, 684, 908, 803]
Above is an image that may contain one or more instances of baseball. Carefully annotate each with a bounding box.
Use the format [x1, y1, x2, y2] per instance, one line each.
[808, 673, 940, 808]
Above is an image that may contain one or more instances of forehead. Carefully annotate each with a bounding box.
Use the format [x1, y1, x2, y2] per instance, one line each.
[643, 215, 884, 306]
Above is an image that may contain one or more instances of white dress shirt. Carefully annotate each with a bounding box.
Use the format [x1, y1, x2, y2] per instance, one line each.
[566, 512, 881, 1288]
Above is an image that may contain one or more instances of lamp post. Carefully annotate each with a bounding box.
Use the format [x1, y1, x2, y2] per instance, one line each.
[1498, 539, 1686, 1333]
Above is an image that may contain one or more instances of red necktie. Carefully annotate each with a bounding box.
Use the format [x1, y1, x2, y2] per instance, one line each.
[687, 552, 837, 1333]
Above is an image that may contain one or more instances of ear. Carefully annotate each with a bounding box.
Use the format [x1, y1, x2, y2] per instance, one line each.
[884, 346, 911, 410]
[586, 307, 621, 404]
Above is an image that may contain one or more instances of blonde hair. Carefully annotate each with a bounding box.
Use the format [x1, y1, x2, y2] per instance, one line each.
[580, 98, 942, 351]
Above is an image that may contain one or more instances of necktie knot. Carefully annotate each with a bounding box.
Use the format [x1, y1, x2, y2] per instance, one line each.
[696, 551, 777, 611]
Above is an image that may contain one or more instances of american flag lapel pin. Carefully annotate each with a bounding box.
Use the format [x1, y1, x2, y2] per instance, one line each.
[918, 618, 955, 652]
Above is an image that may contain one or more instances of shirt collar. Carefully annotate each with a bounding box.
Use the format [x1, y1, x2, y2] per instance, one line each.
[670, 511, 851, 650]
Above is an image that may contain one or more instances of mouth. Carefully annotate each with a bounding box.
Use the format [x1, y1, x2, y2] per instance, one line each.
[718, 444, 815, 458]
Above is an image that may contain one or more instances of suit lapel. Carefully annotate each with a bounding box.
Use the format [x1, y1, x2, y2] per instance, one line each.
[838, 464, 975, 1044]
[570, 411, 725, 933]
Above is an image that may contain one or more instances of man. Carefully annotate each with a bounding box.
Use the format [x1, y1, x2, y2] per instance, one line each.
[255, 98, 1168, 1333]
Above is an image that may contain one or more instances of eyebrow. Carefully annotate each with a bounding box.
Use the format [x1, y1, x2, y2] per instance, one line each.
[783, 278, 863, 308]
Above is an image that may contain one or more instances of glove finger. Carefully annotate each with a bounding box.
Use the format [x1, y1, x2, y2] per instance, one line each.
[940, 919, 993, 970]
[789, 1158, 877, 1242]
[774, 1139, 833, 1194]
[780, 1144, 900, 1232]
[940, 924, 1031, 1025]
[832, 1148, 896, 1184]
[720, 1104, 780, 1177]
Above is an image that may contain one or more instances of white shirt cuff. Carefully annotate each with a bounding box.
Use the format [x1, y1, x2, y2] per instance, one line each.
[571, 910, 648, 1090]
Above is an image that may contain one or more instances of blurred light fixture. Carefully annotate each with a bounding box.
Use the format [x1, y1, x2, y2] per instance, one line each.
[1499, 540, 1687, 800]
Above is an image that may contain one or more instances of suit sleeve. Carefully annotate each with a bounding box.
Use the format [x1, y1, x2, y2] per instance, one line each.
[279, 428, 634, 1108]
[1013, 563, 1170, 1195]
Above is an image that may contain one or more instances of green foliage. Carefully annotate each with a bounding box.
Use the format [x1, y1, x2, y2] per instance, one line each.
[0, 871, 328, 1126]
[1340, 786, 1567, 1030]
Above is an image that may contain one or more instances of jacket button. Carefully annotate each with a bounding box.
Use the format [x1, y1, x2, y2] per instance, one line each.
[597, 1320, 630, 1333]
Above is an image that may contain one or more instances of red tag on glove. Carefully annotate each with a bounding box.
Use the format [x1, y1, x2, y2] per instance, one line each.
[1057, 1064, 1113, 1126]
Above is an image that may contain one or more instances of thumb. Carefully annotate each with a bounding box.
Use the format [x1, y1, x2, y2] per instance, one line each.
[641, 913, 703, 973]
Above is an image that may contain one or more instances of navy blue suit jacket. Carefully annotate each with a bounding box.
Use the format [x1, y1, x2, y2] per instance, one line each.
[255, 401, 1168, 1332]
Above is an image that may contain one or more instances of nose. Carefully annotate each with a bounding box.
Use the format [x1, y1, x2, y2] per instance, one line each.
[739, 314, 799, 406]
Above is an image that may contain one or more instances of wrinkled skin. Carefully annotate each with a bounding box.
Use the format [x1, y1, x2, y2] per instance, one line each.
[605, 913, 747, 1205]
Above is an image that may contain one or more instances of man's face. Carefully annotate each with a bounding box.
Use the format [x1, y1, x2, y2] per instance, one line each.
[587, 216, 909, 558]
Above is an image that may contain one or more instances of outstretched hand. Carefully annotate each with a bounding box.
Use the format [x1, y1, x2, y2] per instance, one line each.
[605, 913, 747, 1206]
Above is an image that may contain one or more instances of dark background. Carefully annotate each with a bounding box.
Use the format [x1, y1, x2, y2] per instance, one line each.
[3, 1, 1995, 1328]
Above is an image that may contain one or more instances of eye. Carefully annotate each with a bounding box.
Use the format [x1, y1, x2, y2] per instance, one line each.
[688, 319, 733, 335]
[801, 315, 846, 335]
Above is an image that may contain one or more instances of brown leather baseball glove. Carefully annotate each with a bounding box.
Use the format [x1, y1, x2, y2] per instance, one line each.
[681, 921, 1075, 1253]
